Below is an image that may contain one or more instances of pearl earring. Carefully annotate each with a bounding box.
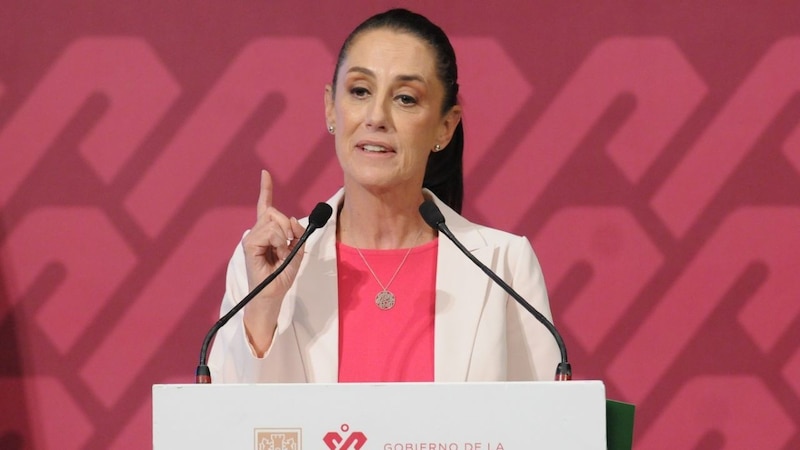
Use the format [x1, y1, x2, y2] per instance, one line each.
[327, 125, 335, 134]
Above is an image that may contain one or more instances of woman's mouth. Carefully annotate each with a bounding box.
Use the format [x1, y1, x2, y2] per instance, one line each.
[360, 144, 392, 153]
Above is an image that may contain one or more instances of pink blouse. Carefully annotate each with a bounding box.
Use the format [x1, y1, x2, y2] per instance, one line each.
[336, 239, 438, 382]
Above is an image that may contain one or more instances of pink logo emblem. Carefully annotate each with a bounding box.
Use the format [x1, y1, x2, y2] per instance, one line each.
[323, 423, 367, 450]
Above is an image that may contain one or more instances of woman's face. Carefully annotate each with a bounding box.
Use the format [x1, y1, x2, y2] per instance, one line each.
[325, 28, 461, 195]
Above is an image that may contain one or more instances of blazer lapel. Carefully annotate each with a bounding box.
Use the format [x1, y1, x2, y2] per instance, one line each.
[433, 199, 494, 381]
[289, 190, 343, 382]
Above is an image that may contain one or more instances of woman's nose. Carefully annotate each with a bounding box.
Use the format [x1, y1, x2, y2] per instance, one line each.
[365, 98, 389, 130]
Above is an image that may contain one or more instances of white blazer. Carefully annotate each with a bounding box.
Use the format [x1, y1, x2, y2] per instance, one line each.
[209, 189, 560, 383]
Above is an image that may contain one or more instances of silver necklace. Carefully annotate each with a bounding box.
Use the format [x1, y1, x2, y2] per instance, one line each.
[354, 231, 421, 310]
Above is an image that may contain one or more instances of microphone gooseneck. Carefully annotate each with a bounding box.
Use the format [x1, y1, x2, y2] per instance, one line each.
[195, 202, 333, 383]
[419, 200, 572, 381]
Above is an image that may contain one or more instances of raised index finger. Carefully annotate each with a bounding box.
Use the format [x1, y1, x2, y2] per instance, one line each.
[256, 169, 273, 218]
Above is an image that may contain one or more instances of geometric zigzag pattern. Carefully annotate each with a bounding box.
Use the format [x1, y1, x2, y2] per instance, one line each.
[1, 3, 799, 448]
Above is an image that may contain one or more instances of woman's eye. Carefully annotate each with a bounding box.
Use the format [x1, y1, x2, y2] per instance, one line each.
[350, 87, 369, 98]
[396, 94, 417, 105]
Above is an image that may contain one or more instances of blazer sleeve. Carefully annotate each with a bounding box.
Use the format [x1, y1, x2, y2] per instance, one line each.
[504, 235, 561, 381]
[207, 236, 307, 383]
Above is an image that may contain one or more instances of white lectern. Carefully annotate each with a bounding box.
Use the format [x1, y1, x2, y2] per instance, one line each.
[153, 381, 606, 449]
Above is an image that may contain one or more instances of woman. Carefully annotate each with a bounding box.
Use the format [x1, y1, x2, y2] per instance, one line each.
[208, 8, 560, 383]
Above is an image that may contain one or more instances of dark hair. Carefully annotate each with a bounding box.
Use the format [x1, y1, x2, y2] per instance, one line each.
[332, 8, 464, 213]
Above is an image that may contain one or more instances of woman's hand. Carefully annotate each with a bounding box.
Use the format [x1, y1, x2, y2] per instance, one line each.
[242, 170, 306, 355]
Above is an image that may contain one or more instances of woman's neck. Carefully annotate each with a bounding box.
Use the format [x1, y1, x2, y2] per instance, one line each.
[336, 184, 436, 249]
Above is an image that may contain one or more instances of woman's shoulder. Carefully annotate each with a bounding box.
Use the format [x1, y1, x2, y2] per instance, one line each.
[443, 210, 543, 278]
[461, 216, 530, 248]
[437, 201, 532, 253]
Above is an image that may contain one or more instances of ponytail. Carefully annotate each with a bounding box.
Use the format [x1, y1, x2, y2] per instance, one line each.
[423, 120, 464, 214]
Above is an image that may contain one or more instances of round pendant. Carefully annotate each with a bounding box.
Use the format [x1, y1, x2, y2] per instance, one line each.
[375, 290, 396, 310]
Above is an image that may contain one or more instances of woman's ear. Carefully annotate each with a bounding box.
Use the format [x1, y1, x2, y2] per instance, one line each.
[324, 84, 335, 130]
[437, 105, 462, 148]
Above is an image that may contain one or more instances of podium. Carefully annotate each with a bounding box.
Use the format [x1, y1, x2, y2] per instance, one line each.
[153, 381, 622, 449]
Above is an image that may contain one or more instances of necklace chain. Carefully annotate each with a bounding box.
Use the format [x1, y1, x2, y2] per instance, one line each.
[355, 244, 415, 292]
[354, 229, 422, 310]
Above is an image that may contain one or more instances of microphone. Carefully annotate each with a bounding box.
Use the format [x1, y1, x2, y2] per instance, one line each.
[419, 200, 572, 381]
[195, 202, 334, 383]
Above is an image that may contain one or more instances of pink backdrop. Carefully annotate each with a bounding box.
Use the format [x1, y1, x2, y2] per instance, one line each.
[2, 1, 799, 448]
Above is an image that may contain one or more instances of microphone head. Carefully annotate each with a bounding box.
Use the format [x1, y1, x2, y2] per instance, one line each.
[419, 200, 446, 229]
[309, 202, 334, 228]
